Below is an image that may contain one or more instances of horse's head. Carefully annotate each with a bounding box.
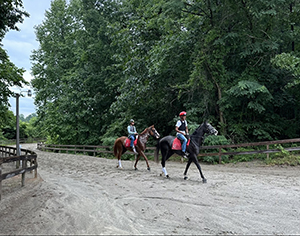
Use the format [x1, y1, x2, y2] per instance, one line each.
[149, 125, 160, 139]
[204, 121, 218, 136]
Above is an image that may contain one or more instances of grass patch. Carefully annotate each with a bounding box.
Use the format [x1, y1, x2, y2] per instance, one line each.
[265, 154, 300, 166]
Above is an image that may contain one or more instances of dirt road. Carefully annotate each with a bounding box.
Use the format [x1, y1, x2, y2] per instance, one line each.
[1, 143, 300, 235]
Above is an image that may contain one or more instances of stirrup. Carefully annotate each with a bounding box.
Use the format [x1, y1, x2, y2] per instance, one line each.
[182, 151, 189, 159]
[132, 147, 138, 154]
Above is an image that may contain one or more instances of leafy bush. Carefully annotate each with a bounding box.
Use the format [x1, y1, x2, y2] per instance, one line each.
[101, 137, 118, 146]
[200, 135, 230, 164]
[230, 147, 261, 163]
[203, 135, 230, 146]
[45, 135, 60, 145]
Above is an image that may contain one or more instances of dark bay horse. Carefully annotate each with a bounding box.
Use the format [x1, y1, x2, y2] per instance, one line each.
[113, 125, 160, 171]
[154, 122, 218, 183]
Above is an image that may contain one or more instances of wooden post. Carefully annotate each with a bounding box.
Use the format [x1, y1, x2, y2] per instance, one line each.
[266, 144, 269, 159]
[0, 164, 2, 200]
[219, 147, 222, 164]
[22, 156, 26, 187]
[34, 157, 38, 178]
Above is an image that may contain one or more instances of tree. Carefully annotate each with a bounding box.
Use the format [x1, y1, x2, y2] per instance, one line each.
[0, 0, 29, 127]
[30, 0, 300, 145]
[0, 0, 29, 37]
[31, 0, 118, 144]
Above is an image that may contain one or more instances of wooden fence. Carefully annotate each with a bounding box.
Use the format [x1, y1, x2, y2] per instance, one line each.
[37, 143, 115, 156]
[198, 138, 300, 163]
[0, 145, 38, 200]
[0, 138, 45, 146]
[37, 138, 300, 163]
[36, 143, 155, 156]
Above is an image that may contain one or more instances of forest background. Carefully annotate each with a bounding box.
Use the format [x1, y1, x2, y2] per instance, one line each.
[1, 0, 300, 152]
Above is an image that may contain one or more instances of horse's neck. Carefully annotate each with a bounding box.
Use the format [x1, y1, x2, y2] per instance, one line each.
[138, 131, 149, 144]
[191, 130, 204, 147]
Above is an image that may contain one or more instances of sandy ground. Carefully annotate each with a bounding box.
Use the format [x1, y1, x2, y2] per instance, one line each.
[0, 143, 300, 235]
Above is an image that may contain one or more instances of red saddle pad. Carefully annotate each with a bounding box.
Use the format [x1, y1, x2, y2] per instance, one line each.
[172, 138, 190, 150]
[124, 138, 138, 148]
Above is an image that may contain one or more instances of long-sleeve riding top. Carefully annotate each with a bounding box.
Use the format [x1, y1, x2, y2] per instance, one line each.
[127, 125, 137, 135]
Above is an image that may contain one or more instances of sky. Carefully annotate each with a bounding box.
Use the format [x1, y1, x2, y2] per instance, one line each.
[3, 0, 53, 118]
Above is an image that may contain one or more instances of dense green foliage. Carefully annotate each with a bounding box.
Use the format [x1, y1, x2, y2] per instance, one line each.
[30, 0, 300, 146]
[0, 110, 33, 140]
[0, 0, 29, 139]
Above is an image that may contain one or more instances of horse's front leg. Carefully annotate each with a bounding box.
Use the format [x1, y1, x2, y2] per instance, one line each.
[138, 151, 151, 171]
[134, 151, 150, 171]
[193, 157, 207, 183]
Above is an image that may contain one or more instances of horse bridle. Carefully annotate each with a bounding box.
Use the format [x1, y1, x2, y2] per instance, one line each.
[149, 127, 160, 138]
[206, 123, 218, 135]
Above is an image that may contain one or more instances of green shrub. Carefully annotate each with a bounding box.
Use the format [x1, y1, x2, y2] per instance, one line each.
[230, 147, 257, 163]
[203, 135, 230, 146]
[200, 135, 230, 164]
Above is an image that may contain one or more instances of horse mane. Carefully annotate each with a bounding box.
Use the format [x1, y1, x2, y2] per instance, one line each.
[191, 122, 205, 136]
[140, 127, 149, 135]
[139, 125, 154, 135]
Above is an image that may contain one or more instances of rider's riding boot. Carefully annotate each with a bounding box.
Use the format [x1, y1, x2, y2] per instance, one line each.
[182, 151, 189, 159]
[132, 146, 138, 154]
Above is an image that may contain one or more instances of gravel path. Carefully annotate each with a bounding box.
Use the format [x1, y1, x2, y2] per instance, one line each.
[1, 143, 300, 235]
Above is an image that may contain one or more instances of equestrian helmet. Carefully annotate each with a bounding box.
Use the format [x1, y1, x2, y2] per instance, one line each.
[179, 111, 186, 116]
[130, 119, 134, 123]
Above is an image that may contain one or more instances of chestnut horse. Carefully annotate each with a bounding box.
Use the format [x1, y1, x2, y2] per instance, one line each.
[154, 122, 218, 183]
[113, 125, 160, 171]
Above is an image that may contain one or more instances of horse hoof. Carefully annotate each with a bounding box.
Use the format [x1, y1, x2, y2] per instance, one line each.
[135, 167, 138, 171]
[166, 175, 169, 178]
[147, 167, 150, 171]
[202, 178, 207, 183]
[184, 176, 188, 180]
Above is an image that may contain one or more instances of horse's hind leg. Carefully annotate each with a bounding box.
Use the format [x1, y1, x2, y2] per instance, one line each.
[117, 146, 126, 168]
[183, 158, 193, 180]
[161, 152, 172, 178]
[133, 154, 140, 170]
[117, 151, 122, 168]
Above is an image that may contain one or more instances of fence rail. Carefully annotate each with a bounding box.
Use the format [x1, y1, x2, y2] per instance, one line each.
[198, 138, 300, 163]
[37, 143, 114, 156]
[37, 138, 300, 163]
[0, 146, 38, 200]
[0, 138, 45, 146]
[37, 142, 156, 156]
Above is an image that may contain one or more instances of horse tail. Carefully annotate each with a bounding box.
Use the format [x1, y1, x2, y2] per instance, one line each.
[154, 140, 160, 163]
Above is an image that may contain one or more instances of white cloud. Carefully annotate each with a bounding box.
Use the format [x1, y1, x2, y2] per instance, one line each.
[23, 71, 33, 83]
[4, 0, 52, 117]
[9, 96, 36, 118]
[2, 40, 35, 70]
[2, 0, 51, 71]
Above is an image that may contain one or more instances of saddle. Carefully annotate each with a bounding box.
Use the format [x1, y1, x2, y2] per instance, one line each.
[171, 138, 191, 150]
[124, 138, 138, 148]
